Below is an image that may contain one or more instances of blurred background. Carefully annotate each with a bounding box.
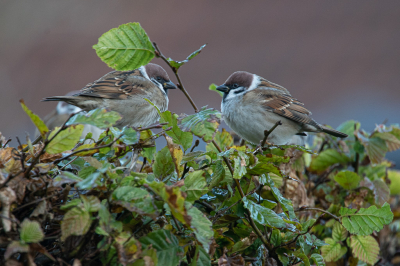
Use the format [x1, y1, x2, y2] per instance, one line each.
[1, 1, 400, 163]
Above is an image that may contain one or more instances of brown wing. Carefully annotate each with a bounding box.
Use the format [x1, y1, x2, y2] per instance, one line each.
[75, 70, 152, 100]
[253, 88, 321, 128]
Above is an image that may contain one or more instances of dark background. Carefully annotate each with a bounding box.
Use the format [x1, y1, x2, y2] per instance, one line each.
[1, 1, 400, 163]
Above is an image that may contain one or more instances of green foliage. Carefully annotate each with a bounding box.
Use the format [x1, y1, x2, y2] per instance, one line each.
[20, 100, 49, 138]
[93, 22, 155, 70]
[209, 83, 223, 97]
[339, 203, 393, 235]
[67, 108, 122, 129]
[4, 22, 398, 266]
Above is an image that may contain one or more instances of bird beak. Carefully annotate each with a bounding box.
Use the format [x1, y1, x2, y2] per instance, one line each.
[216, 85, 230, 93]
[163, 81, 177, 90]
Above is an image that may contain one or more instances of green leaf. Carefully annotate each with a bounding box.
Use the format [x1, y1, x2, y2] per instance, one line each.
[209, 83, 223, 97]
[337, 120, 361, 137]
[350, 235, 379, 265]
[356, 132, 388, 164]
[339, 202, 393, 235]
[160, 111, 193, 151]
[81, 195, 101, 212]
[110, 126, 138, 145]
[190, 245, 211, 266]
[270, 229, 282, 246]
[334, 171, 361, 190]
[233, 156, 247, 179]
[262, 174, 296, 220]
[310, 254, 325, 266]
[67, 108, 122, 129]
[310, 149, 350, 172]
[167, 44, 206, 70]
[76, 172, 101, 189]
[332, 222, 348, 242]
[93, 22, 155, 71]
[374, 132, 400, 151]
[61, 206, 91, 241]
[180, 107, 221, 143]
[20, 219, 44, 243]
[247, 161, 283, 177]
[46, 125, 84, 154]
[153, 146, 175, 179]
[181, 151, 206, 164]
[112, 186, 149, 201]
[20, 100, 49, 138]
[139, 230, 184, 266]
[184, 170, 208, 203]
[242, 197, 287, 228]
[321, 238, 347, 262]
[388, 170, 400, 195]
[96, 204, 123, 236]
[213, 128, 234, 151]
[361, 177, 390, 206]
[294, 251, 310, 266]
[187, 203, 213, 252]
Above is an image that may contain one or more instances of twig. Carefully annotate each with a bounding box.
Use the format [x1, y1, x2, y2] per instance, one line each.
[153, 42, 199, 112]
[254, 121, 282, 154]
[212, 187, 257, 224]
[2, 138, 12, 148]
[16, 137, 26, 171]
[181, 139, 200, 179]
[136, 123, 168, 131]
[211, 140, 275, 256]
[24, 113, 75, 177]
[12, 195, 55, 213]
[294, 207, 340, 221]
[53, 134, 124, 164]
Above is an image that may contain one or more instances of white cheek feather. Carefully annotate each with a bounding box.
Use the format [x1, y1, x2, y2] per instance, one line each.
[247, 74, 260, 91]
[57, 102, 82, 115]
[139, 66, 150, 80]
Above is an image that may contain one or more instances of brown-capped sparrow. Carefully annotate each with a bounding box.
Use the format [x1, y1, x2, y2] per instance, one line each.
[216, 71, 347, 145]
[36, 91, 103, 141]
[43, 63, 176, 128]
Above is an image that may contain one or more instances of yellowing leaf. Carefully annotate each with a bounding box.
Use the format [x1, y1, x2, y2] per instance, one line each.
[334, 171, 361, 190]
[321, 238, 347, 262]
[20, 219, 44, 243]
[74, 143, 99, 156]
[46, 125, 84, 154]
[20, 99, 49, 138]
[61, 206, 91, 241]
[350, 235, 379, 265]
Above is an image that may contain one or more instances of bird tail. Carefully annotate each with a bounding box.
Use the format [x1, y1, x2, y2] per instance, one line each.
[42, 96, 77, 104]
[320, 125, 348, 138]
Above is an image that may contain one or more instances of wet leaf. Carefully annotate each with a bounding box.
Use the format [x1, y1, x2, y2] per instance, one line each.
[242, 197, 286, 228]
[181, 107, 221, 143]
[93, 22, 155, 71]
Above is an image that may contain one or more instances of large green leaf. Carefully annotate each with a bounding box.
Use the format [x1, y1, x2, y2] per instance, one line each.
[139, 230, 184, 266]
[321, 238, 347, 262]
[93, 22, 155, 71]
[112, 186, 149, 202]
[339, 202, 393, 235]
[67, 108, 122, 129]
[180, 107, 221, 143]
[46, 125, 84, 154]
[334, 171, 361, 190]
[20, 219, 44, 243]
[183, 170, 208, 203]
[309, 149, 350, 172]
[160, 111, 193, 151]
[153, 146, 175, 179]
[61, 206, 91, 241]
[186, 203, 213, 252]
[388, 170, 400, 195]
[350, 235, 379, 265]
[167, 44, 206, 70]
[242, 197, 287, 228]
[336, 120, 361, 137]
[20, 100, 49, 138]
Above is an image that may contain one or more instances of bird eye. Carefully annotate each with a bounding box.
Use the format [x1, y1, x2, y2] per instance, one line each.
[156, 77, 162, 81]
[233, 83, 239, 88]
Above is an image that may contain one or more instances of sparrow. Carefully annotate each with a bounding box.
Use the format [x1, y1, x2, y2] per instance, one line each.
[36, 91, 103, 141]
[216, 71, 347, 145]
[43, 63, 177, 128]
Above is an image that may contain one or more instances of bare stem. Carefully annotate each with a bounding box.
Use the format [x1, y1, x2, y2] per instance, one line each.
[153, 42, 199, 112]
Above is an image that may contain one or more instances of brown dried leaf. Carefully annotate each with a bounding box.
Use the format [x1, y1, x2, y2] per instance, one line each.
[7, 173, 28, 203]
[4, 241, 29, 260]
[0, 187, 17, 232]
[218, 248, 245, 266]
